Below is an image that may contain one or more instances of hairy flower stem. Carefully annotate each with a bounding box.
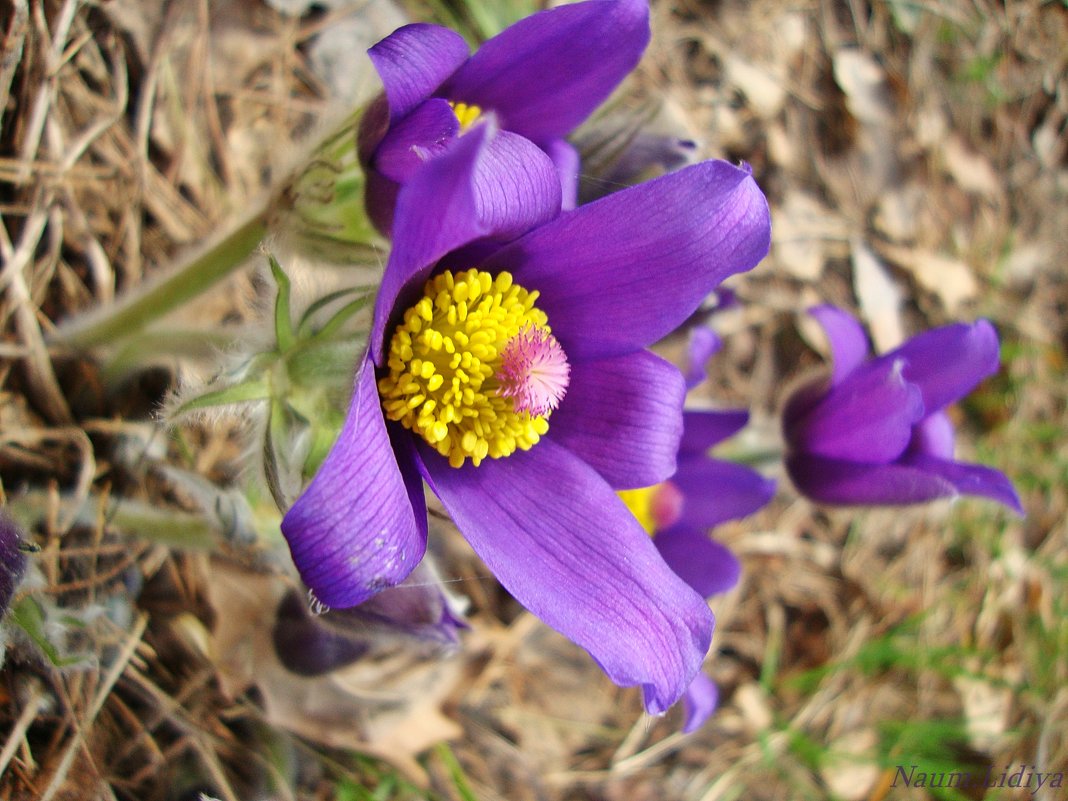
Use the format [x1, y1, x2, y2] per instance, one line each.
[7, 491, 220, 550]
[52, 109, 377, 350]
[53, 214, 267, 348]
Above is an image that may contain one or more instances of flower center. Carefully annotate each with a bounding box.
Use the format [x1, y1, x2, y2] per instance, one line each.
[448, 101, 482, 130]
[378, 269, 570, 468]
[496, 325, 570, 416]
[618, 482, 685, 535]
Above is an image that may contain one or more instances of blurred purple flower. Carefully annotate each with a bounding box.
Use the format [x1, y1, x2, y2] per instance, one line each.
[358, 0, 649, 232]
[273, 561, 465, 677]
[783, 306, 1022, 513]
[1, 512, 28, 616]
[579, 131, 698, 204]
[281, 124, 771, 714]
[685, 326, 721, 390]
[621, 410, 775, 731]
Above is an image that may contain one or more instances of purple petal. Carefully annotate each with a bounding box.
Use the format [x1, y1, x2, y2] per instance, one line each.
[420, 438, 713, 714]
[785, 452, 958, 506]
[908, 411, 956, 459]
[789, 359, 924, 463]
[368, 24, 470, 120]
[680, 671, 719, 734]
[603, 133, 699, 190]
[373, 99, 459, 183]
[673, 457, 776, 528]
[884, 320, 1000, 413]
[281, 356, 427, 608]
[655, 526, 741, 598]
[273, 589, 370, 676]
[902, 454, 1024, 514]
[548, 350, 685, 489]
[363, 166, 401, 238]
[680, 409, 749, 455]
[481, 160, 770, 360]
[471, 129, 562, 241]
[1, 511, 28, 614]
[685, 327, 722, 389]
[808, 305, 870, 385]
[440, 0, 649, 142]
[544, 137, 580, 211]
[273, 558, 463, 677]
[370, 122, 561, 361]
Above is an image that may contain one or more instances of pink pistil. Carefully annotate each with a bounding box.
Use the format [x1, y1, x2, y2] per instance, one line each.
[650, 481, 685, 530]
[496, 326, 571, 416]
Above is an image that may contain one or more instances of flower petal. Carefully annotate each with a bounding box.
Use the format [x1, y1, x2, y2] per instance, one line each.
[785, 452, 957, 506]
[471, 129, 563, 241]
[655, 525, 741, 597]
[482, 160, 771, 360]
[0, 511, 28, 614]
[544, 137, 580, 210]
[373, 98, 459, 183]
[809, 305, 870, 385]
[680, 671, 719, 734]
[281, 356, 428, 608]
[789, 358, 924, 463]
[273, 589, 370, 676]
[371, 122, 561, 361]
[602, 133, 699, 191]
[902, 454, 1024, 514]
[884, 319, 1000, 413]
[420, 438, 713, 714]
[672, 457, 776, 528]
[685, 326, 721, 389]
[273, 558, 463, 677]
[908, 411, 955, 459]
[440, 0, 649, 142]
[364, 168, 402, 237]
[679, 409, 749, 455]
[368, 23, 470, 120]
[548, 350, 685, 489]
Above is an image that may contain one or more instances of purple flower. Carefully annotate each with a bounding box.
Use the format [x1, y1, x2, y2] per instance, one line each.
[783, 306, 1022, 513]
[1, 512, 28, 616]
[273, 561, 466, 677]
[281, 124, 771, 714]
[358, 0, 650, 232]
[620, 410, 776, 731]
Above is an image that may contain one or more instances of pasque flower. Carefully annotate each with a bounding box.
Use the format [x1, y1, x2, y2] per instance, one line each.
[358, 0, 649, 233]
[281, 123, 771, 713]
[1, 512, 28, 616]
[273, 560, 466, 677]
[783, 306, 1022, 512]
[620, 409, 775, 730]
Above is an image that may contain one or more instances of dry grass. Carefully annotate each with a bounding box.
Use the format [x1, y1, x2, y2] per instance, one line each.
[1, 0, 1066, 800]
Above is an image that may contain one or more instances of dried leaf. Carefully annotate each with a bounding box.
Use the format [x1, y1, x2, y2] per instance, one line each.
[734, 683, 773, 732]
[772, 192, 849, 280]
[832, 49, 892, 125]
[882, 246, 979, 314]
[831, 49, 900, 199]
[851, 238, 905, 351]
[954, 673, 1012, 754]
[820, 729, 880, 801]
[205, 560, 463, 779]
[725, 56, 787, 119]
[942, 135, 1001, 197]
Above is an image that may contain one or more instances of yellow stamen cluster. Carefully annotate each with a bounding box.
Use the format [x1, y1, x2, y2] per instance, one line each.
[448, 101, 482, 130]
[378, 269, 554, 468]
[618, 486, 661, 535]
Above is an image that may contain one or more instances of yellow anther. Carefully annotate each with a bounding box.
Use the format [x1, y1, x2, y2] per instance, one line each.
[448, 101, 483, 130]
[618, 486, 661, 535]
[378, 269, 564, 468]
